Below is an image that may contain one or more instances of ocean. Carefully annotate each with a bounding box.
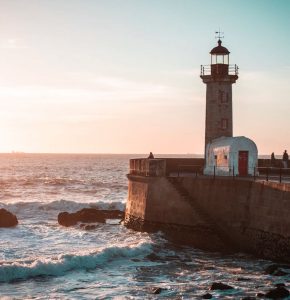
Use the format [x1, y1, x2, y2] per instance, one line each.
[0, 154, 289, 299]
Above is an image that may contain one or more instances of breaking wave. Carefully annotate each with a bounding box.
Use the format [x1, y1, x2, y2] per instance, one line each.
[0, 199, 125, 219]
[0, 241, 152, 283]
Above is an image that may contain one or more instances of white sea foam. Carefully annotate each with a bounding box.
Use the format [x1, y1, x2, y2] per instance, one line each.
[0, 199, 125, 218]
[0, 241, 152, 283]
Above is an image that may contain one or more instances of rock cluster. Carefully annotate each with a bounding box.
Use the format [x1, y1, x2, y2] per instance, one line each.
[206, 280, 290, 299]
[0, 208, 18, 227]
[58, 208, 124, 227]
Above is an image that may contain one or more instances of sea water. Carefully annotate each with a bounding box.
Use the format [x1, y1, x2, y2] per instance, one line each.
[0, 154, 289, 299]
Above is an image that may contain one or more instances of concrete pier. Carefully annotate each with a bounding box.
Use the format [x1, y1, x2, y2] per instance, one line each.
[125, 158, 290, 261]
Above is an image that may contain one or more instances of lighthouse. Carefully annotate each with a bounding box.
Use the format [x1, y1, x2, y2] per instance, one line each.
[201, 38, 258, 176]
[200, 39, 238, 150]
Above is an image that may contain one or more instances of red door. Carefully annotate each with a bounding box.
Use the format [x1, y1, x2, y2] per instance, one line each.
[238, 151, 248, 176]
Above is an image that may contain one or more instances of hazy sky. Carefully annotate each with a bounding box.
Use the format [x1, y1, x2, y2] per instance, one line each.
[0, 0, 289, 154]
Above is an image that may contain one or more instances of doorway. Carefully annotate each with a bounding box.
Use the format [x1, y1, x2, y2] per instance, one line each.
[238, 151, 248, 176]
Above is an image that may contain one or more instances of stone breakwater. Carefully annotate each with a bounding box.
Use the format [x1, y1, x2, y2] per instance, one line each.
[125, 174, 290, 262]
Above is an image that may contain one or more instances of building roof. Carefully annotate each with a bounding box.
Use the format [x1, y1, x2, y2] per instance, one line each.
[210, 39, 230, 55]
[207, 136, 258, 153]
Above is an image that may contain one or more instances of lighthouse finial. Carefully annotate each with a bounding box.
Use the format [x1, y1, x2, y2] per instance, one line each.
[215, 29, 224, 41]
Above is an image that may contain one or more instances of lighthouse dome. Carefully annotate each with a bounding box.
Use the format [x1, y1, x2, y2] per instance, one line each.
[210, 39, 230, 55]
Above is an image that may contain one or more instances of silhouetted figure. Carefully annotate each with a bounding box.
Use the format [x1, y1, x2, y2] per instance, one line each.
[282, 150, 288, 168]
[148, 152, 154, 159]
[270, 152, 276, 167]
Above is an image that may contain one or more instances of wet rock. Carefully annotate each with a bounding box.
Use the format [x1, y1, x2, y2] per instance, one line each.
[242, 297, 256, 300]
[79, 223, 98, 229]
[256, 293, 265, 298]
[273, 269, 288, 276]
[275, 283, 285, 288]
[264, 286, 289, 299]
[202, 293, 212, 299]
[146, 253, 161, 262]
[58, 208, 124, 227]
[165, 255, 180, 260]
[265, 264, 290, 275]
[0, 208, 18, 227]
[58, 212, 78, 227]
[83, 224, 97, 230]
[237, 277, 251, 281]
[151, 287, 163, 294]
[210, 282, 234, 290]
[131, 258, 141, 262]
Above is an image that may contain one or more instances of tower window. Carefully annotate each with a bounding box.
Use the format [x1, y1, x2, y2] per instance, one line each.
[226, 93, 229, 103]
[218, 90, 224, 103]
[221, 118, 228, 129]
[219, 90, 229, 103]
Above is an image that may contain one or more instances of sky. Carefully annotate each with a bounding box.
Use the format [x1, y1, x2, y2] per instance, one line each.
[0, 0, 289, 155]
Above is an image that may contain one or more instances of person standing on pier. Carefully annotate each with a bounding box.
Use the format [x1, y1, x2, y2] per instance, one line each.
[148, 152, 154, 159]
[282, 150, 289, 168]
[270, 152, 276, 167]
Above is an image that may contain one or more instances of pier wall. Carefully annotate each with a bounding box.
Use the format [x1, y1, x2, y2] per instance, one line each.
[125, 174, 290, 261]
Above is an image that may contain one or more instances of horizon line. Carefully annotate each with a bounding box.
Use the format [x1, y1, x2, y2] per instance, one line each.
[0, 152, 275, 157]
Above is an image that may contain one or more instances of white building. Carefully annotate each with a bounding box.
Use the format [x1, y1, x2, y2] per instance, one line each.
[204, 136, 258, 176]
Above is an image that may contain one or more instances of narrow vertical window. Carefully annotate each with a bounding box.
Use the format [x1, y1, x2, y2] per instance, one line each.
[221, 118, 228, 129]
[218, 90, 224, 103]
[226, 93, 229, 103]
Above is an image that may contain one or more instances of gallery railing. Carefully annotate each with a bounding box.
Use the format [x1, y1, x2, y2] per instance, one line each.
[200, 64, 239, 76]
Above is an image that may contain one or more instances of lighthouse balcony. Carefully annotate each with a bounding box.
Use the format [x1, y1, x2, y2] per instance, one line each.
[200, 64, 239, 77]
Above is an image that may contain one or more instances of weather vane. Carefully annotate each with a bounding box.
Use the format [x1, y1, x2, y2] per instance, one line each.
[215, 29, 224, 40]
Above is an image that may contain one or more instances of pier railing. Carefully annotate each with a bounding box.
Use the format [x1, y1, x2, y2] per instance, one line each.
[174, 165, 290, 183]
[129, 159, 290, 183]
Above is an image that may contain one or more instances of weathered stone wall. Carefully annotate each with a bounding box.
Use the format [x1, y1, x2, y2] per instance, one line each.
[180, 178, 290, 260]
[125, 175, 203, 227]
[125, 175, 290, 261]
[125, 174, 228, 251]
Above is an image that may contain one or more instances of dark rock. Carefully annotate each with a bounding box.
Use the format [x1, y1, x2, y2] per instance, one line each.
[83, 224, 97, 230]
[264, 286, 289, 299]
[273, 270, 288, 276]
[237, 277, 251, 281]
[203, 266, 216, 270]
[256, 293, 265, 298]
[58, 212, 78, 227]
[265, 264, 279, 274]
[146, 253, 161, 262]
[58, 208, 124, 227]
[242, 297, 256, 300]
[151, 287, 162, 294]
[275, 283, 285, 288]
[265, 264, 290, 275]
[0, 208, 18, 227]
[210, 282, 234, 290]
[202, 293, 212, 299]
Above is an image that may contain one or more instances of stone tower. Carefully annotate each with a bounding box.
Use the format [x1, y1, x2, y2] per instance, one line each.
[200, 39, 238, 154]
